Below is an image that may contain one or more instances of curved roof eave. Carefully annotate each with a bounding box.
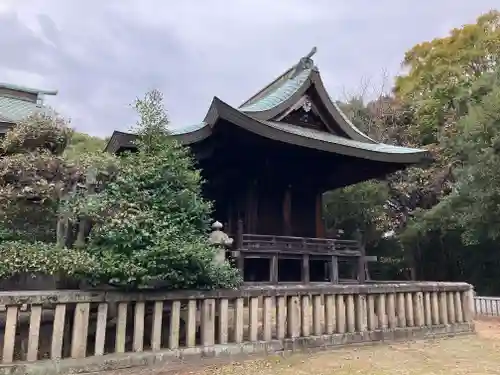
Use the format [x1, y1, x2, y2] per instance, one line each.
[103, 122, 213, 153]
[238, 67, 378, 144]
[205, 98, 430, 164]
[0, 82, 57, 96]
[309, 70, 377, 144]
[104, 98, 227, 153]
[105, 97, 430, 165]
[104, 130, 135, 153]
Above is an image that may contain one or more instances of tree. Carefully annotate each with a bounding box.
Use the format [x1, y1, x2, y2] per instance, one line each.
[323, 181, 390, 244]
[421, 67, 500, 244]
[64, 132, 107, 159]
[384, 11, 500, 241]
[389, 13, 500, 289]
[0, 113, 100, 279]
[395, 67, 500, 292]
[394, 10, 500, 145]
[325, 10, 500, 289]
[75, 89, 241, 290]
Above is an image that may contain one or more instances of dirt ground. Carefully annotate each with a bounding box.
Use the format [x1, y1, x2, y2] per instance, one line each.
[99, 318, 500, 375]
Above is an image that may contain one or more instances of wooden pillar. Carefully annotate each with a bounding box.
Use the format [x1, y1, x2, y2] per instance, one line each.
[236, 219, 244, 276]
[245, 184, 252, 233]
[358, 256, 366, 283]
[330, 255, 339, 283]
[236, 219, 243, 247]
[355, 230, 366, 283]
[270, 255, 278, 284]
[251, 182, 258, 233]
[283, 185, 292, 236]
[245, 181, 258, 234]
[315, 191, 325, 238]
[226, 202, 233, 234]
[302, 254, 310, 283]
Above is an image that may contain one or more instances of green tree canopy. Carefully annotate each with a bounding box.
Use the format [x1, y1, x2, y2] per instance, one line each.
[64, 132, 107, 159]
[0, 113, 99, 279]
[74, 89, 241, 289]
[395, 10, 500, 145]
[390, 10, 500, 289]
[326, 10, 500, 284]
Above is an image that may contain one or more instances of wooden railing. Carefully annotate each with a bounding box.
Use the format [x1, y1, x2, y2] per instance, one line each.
[0, 283, 474, 374]
[241, 234, 361, 256]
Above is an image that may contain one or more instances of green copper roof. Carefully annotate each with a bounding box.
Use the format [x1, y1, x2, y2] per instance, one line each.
[263, 121, 423, 155]
[0, 82, 57, 124]
[0, 96, 53, 123]
[105, 47, 430, 165]
[170, 122, 207, 135]
[0, 82, 57, 96]
[238, 68, 312, 112]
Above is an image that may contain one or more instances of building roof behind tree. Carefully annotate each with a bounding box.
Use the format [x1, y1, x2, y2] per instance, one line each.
[0, 83, 57, 134]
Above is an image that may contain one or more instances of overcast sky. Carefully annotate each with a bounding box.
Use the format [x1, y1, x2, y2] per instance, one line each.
[0, 1, 497, 137]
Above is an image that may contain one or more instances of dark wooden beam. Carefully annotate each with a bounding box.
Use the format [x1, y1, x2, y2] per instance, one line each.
[302, 254, 310, 283]
[245, 182, 257, 233]
[238, 248, 361, 257]
[315, 191, 325, 238]
[251, 181, 259, 234]
[226, 202, 233, 234]
[283, 186, 292, 236]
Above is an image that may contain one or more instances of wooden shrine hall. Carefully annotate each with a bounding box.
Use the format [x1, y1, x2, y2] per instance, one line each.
[105, 48, 431, 285]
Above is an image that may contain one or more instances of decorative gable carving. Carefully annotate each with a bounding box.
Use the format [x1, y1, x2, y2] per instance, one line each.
[276, 95, 330, 132]
[281, 107, 327, 131]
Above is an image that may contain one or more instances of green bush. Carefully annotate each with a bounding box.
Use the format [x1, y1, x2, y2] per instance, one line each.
[0, 240, 97, 279]
[81, 136, 241, 289]
[1, 112, 72, 155]
[72, 90, 241, 290]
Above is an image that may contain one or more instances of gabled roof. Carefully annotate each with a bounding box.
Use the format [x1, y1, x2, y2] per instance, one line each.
[237, 47, 376, 144]
[105, 48, 431, 165]
[238, 66, 309, 111]
[0, 83, 57, 132]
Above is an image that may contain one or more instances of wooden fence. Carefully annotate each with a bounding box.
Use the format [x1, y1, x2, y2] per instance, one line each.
[0, 282, 475, 374]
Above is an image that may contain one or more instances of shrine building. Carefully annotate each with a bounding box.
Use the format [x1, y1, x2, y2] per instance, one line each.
[105, 48, 430, 285]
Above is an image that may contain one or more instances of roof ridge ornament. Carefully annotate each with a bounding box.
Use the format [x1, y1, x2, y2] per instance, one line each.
[289, 47, 317, 79]
[305, 46, 317, 60]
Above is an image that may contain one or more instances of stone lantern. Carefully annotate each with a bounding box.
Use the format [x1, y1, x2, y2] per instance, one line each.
[208, 221, 234, 265]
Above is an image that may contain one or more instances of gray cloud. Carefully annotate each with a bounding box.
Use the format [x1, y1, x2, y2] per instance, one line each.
[0, 0, 497, 137]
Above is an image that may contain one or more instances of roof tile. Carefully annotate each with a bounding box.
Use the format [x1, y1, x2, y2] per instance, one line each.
[238, 68, 311, 112]
[0, 96, 53, 123]
[263, 121, 425, 155]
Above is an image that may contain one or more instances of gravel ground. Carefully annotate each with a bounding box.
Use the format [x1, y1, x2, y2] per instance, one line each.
[96, 318, 500, 375]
